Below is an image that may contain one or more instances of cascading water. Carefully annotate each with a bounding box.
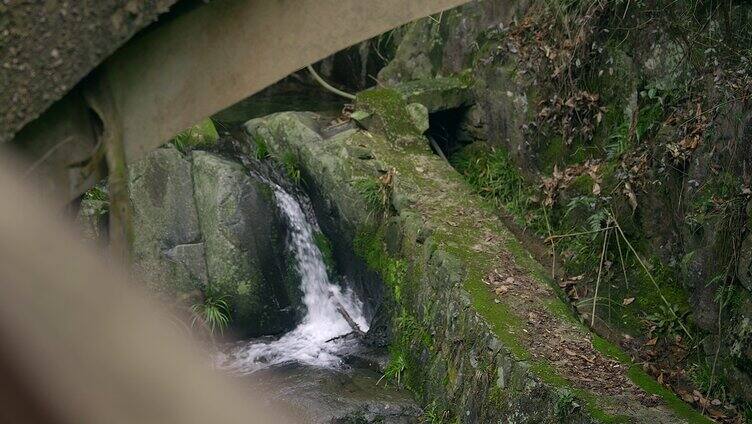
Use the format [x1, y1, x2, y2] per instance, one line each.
[217, 184, 368, 374]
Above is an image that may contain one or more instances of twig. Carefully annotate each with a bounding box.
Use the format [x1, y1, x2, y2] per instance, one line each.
[334, 301, 366, 337]
[325, 331, 356, 343]
[609, 209, 693, 340]
[591, 227, 610, 327]
[615, 226, 629, 291]
[542, 206, 556, 279]
[544, 225, 614, 243]
[428, 135, 448, 163]
[24, 136, 73, 177]
[307, 65, 356, 100]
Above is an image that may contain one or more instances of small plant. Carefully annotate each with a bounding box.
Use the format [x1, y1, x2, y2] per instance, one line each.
[452, 146, 524, 204]
[281, 151, 302, 184]
[355, 171, 394, 213]
[555, 389, 578, 418]
[451, 145, 544, 231]
[355, 178, 384, 210]
[84, 184, 108, 202]
[81, 183, 109, 216]
[191, 286, 231, 335]
[565, 195, 609, 238]
[422, 400, 447, 424]
[252, 134, 269, 160]
[643, 303, 688, 339]
[689, 360, 720, 398]
[378, 352, 407, 387]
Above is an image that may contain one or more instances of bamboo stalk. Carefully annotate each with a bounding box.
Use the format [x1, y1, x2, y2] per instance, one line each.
[591, 227, 610, 327]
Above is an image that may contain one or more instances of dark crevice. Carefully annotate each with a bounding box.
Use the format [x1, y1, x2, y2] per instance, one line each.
[426, 106, 471, 159]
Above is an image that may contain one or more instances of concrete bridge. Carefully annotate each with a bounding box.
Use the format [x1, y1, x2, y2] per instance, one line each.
[4, 0, 468, 202]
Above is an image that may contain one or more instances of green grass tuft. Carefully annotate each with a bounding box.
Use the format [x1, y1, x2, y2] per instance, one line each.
[280, 151, 301, 184]
[191, 286, 231, 335]
[171, 118, 219, 153]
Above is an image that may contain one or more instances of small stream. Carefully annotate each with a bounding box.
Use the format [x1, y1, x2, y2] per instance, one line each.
[216, 183, 368, 373]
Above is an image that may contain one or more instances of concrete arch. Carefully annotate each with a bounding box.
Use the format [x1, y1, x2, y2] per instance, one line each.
[6, 0, 469, 203]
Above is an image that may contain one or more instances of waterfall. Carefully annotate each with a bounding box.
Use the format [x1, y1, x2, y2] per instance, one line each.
[216, 184, 368, 373]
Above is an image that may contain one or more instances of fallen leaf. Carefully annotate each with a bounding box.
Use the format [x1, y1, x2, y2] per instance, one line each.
[680, 393, 695, 403]
[624, 182, 638, 211]
[494, 285, 510, 295]
[708, 409, 726, 419]
[645, 337, 658, 346]
[622, 297, 635, 306]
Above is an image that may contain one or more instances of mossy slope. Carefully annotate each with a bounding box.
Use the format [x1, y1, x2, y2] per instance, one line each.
[245, 96, 708, 423]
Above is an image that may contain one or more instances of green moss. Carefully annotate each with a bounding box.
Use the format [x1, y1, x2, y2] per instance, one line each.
[572, 389, 631, 424]
[487, 384, 508, 412]
[591, 335, 630, 363]
[279, 151, 302, 184]
[313, 231, 335, 272]
[530, 362, 570, 388]
[355, 88, 423, 143]
[251, 133, 269, 160]
[539, 136, 566, 171]
[391, 72, 474, 111]
[569, 174, 595, 195]
[627, 366, 712, 423]
[589, 333, 711, 423]
[456, 259, 529, 359]
[531, 362, 631, 423]
[171, 118, 219, 152]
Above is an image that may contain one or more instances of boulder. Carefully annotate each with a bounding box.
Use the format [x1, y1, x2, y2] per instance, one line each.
[406, 103, 429, 134]
[192, 151, 296, 336]
[128, 146, 205, 298]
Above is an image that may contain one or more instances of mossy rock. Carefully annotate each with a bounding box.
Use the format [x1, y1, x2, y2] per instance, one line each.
[192, 151, 297, 336]
[128, 146, 206, 299]
[391, 73, 474, 113]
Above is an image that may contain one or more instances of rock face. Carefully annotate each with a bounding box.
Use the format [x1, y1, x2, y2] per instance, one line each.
[192, 151, 296, 336]
[249, 108, 706, 423]
[128, 147, 297, 336]
[129, 146, 204, 297]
